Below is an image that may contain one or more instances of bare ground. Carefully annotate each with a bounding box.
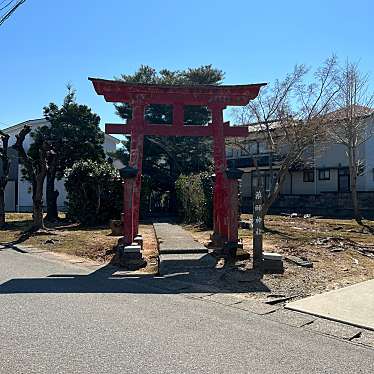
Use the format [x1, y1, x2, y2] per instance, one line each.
[0, 214, 158, 267]
[185, 215, 374, 300]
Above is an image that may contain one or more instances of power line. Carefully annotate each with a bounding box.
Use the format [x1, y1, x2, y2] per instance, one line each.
[0, 0, 11, 9]
[0, 0, 26, 27]
[0, 1, 14, 12]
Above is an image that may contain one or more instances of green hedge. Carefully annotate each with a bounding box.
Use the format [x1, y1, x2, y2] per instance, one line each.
[65, 160, 122, 226]
[175, 172, 213, 227]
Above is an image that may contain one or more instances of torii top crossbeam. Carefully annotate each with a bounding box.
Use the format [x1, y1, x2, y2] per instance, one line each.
[89, 78, 266, 137]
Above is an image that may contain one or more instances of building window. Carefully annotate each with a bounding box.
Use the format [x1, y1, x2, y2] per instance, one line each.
[258, 141, 268, 154]
[249, 141, 258, 154]
[303, 170, 314, 182]
[240, 141, 259, 156]
[226, 147, 234, 158]
[319, 169, 330, 180]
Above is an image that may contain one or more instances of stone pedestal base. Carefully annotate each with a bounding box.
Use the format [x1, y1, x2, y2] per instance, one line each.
[207, 232, 225, 249]
[223, 241, 239, 258]
[117, 243, 146, 270]
[209, 235, 243, 260]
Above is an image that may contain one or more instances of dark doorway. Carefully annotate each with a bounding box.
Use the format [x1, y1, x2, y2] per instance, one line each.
[338, 168, 350, 192]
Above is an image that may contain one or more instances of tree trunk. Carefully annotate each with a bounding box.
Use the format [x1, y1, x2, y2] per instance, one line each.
[168, 158, 178, 214]
[262, 166, 288, 217]
[45, 169, 59, 222]
[32, 179, 45, 230]
[348, 147, 361, 225]
[13, 125, 48, 231]
[0, 187, 5, 227]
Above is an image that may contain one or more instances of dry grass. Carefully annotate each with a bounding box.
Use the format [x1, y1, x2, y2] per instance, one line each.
[0, 213, 159, 265]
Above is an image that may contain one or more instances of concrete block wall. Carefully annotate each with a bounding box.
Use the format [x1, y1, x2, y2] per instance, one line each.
[241, 191, 374, 218]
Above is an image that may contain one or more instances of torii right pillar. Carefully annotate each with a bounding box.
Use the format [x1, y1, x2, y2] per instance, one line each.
[210, 104, 243, 256]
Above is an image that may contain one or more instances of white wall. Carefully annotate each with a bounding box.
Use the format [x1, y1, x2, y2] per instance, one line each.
[17, 171, 68, 211]
[281, 172, 292, 194]
[314, 143, 348, 168]
[361, 119, 374, 191]
[17, 173, 33, 211]
[4, 119, 119, 211]
[291, 171, 316, 194]
[317, 169, 338, 193]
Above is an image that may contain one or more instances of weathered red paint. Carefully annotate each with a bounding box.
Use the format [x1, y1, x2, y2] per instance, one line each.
[105, 122, 249, 137]
[121, 105, 145, 244]
[89, 78, 265, 246]
[210, 105, 229, 241]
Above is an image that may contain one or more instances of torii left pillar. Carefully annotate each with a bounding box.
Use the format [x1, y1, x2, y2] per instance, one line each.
[122, 104, 145, 245]
[210, 105, 229, 246]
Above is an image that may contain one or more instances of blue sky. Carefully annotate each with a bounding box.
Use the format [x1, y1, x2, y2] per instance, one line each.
[1, 0, 373, 130]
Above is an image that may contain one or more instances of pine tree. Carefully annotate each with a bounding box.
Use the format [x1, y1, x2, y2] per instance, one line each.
[26, 86, 105, 221]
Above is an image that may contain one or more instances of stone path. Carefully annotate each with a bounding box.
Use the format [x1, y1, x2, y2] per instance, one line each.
[153, 223, 212, 275]
[153, 223, 208, 254]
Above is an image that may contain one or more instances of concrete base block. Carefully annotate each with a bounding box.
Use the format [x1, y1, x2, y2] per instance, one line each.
[122, 252, 143, 261]
[124, 244, 142, 253]
[263, 252, 283, 261]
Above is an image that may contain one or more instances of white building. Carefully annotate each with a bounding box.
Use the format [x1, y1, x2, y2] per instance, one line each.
[1, 118, 119, 212]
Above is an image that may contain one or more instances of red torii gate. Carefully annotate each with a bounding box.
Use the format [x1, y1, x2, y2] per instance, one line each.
[89, 78, 266, 254]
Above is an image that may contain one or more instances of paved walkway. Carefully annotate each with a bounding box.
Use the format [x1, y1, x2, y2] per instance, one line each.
[153, 223, 212, 275]
[153, 223, 208, 254]
[286, 279, 374, 331]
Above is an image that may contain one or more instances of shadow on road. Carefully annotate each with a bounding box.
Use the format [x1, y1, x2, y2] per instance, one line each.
[0, 254, 270, 295]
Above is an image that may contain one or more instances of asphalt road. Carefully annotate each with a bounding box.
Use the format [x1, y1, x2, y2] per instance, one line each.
[0, 247, 373, 374]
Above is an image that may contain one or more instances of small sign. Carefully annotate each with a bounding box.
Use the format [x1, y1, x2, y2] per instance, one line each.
[253, 186, 264, 264]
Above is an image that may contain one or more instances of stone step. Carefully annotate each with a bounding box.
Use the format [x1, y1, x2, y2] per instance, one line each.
[159, 253, 216, 275]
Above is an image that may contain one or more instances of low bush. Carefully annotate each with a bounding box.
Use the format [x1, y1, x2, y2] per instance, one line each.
[175, 172, 213, 227]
